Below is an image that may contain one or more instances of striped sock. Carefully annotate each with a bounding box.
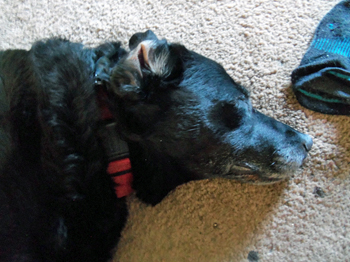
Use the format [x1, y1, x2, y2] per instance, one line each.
[291, 0, 350, 115]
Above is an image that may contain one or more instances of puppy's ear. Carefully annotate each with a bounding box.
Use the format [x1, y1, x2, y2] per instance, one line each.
[110, 34, 182, 101]
[129, 30, 158, 50]
[109, 40, 155, 101]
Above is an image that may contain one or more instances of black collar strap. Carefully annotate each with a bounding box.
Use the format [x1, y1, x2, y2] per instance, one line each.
[95, 77, 134, 198]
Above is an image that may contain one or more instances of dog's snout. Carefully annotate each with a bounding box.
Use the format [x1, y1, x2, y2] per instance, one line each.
[300, 133, 313, 152]
[287, 128, 313, 152]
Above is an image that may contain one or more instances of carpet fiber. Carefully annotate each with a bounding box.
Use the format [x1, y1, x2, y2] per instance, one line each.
[1, 0, 349, 261]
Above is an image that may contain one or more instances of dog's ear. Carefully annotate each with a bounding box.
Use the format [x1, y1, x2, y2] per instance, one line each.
[110, 31, 184, 102]
[129, 30, 159, 50]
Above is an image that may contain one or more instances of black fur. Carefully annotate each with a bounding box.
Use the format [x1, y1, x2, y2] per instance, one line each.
[0, 30, 312, 261]
[0, 40, 127, 262]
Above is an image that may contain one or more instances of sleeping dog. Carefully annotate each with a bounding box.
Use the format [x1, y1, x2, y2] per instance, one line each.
[0, 30, 312, 262]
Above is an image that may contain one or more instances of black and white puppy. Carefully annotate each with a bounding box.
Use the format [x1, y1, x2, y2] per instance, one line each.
[0, 30, 312, 262]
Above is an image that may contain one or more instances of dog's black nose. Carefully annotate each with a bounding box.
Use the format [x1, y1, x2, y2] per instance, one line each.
[301, 133, 313, 152]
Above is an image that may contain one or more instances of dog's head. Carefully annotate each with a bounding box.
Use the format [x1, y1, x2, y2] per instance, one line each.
[107, 30, 312, 200]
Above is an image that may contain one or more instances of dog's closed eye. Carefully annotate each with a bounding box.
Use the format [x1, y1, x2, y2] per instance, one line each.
[209, 101, 243, 132]
[220, 102, 243, 130]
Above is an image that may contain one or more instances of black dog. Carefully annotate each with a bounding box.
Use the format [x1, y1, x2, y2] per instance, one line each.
[0, 30, 312, 262]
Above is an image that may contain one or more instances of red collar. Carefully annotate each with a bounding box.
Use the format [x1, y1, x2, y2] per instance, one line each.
[96, 86, 134, 198]
[108, 158, 134, 198]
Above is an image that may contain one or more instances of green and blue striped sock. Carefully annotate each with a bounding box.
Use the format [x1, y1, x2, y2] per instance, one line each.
[291, 0, 350, 115]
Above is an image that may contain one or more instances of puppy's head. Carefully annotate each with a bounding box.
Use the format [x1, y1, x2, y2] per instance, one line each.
[109, 30, 312, 184]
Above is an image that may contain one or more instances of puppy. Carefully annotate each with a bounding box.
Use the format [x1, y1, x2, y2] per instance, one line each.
[0, 30, 312, 262]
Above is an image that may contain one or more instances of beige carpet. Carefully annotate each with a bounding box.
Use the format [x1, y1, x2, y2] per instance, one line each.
[1, 0, 349, 261]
